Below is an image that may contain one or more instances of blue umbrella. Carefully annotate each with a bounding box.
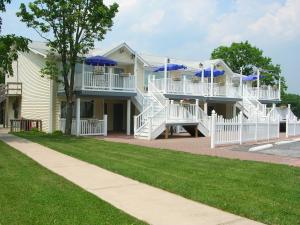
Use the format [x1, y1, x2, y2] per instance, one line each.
[85, 56, 117, 66]
[242, 74, 265, 81]
[194, 68, 225, 77]
[153, 64, 187, 72]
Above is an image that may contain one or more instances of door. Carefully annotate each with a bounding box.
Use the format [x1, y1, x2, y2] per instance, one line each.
[113, 104, 124, 132]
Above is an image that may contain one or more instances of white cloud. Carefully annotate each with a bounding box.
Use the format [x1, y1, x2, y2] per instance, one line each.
[131, 9, 165, 33]
[249, 0, 300, 41]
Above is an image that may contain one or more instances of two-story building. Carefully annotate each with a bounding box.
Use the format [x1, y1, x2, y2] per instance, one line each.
[0, 41, 281, 140]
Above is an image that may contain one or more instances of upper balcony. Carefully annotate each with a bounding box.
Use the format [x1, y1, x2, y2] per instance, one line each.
[149, 76, 242, 100]
[58, 55, 137, 96]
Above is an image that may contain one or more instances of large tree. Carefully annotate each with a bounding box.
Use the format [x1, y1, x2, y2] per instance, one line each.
[211, 41, 287, 93]
[0, 0, 30, 83]
[17, 0, 118, 134]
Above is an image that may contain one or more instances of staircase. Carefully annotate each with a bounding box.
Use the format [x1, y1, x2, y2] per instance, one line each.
[237, 87, 267, 118]
[134, 80, 211, 140]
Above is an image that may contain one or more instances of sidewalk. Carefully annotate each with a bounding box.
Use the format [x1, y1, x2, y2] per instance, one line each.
[0, 133, 264, 225]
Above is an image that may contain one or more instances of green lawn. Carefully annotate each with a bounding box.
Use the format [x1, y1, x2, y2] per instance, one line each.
[16, 132, 300, 225]
[0, 140, 145, 225]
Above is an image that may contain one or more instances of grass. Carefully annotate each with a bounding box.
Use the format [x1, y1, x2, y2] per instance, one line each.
[0, 140, 146, 225]
[15, 131, 300, 225]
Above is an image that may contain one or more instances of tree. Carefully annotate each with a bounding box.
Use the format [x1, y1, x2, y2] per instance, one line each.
[211, 41, 287, 94]
[17, 0, 118, 135]
[281, 93, 300, 117]
[0, 1, 30, 83]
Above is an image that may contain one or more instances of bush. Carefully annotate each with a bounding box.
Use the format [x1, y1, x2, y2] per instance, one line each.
[52, 130, 64, 136]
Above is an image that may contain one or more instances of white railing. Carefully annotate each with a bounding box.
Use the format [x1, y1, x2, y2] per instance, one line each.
[243, 87, 267, 117]
[148, 106, 167, 139]
[211, 110, 280, 148]
[134, 106, 153, 134]
[60, 116, 107, 136]
[245, 86, 280, 100]
[286, 107, 300, 137]
[166, 104, 197, 123]
[82, 72, 135, 91]
[150, 77, 241, 98]
[148, 80, 166, 106]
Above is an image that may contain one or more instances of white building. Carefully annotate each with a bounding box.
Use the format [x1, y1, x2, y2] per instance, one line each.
[0, 41, 282, 143]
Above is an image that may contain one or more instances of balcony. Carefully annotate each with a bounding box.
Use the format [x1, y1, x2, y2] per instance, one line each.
[150, 77, 242, 99]
[245, 86, 280, 100]
[58, 72, 136, 94]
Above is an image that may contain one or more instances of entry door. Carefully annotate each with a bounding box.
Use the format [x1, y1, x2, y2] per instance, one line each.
[113, 104, 124, 132]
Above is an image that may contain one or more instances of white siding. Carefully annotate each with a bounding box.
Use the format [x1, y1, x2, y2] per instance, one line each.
[10, 52, 52, 132]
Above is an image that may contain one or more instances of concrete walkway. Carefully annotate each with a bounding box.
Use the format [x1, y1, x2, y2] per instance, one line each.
[0, 133, 264, 225]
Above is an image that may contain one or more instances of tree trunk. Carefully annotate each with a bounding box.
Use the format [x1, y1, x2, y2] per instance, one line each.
[65, 97, 73, 135]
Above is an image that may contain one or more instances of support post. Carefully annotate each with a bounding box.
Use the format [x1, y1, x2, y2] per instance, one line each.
[164, 58, 168, 93]
[76, 97, 81, 136]
[134, 52, 138, 89]
[148, 118, 152, 140]
[278, 77, 281, 100]
[210, 64, 214, 96]
[195, 99, 199, 121]
[239, 112, 243, 145]
[257, 69, 260, 99]
[286, 104, 290, 137]
[204, 102, 208, 114]
[82, 61, 85, 89]
[133, 115, 137, 135]
[104, 114, 108, 136]
[233, 103, 237, 117]
[109, 67, 113, 90]
[201, 66, 204, 84]
[183, 75, 186, 94]
[126, 99, 131, 135]
[210, 110, 216, 149]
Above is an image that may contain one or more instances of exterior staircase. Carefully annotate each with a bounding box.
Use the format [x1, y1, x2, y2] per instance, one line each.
[134, 80, 211, 140]
[237, 87, 267, 119]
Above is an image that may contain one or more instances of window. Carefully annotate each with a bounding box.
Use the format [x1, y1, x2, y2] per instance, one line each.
[60, 100, 94, 119]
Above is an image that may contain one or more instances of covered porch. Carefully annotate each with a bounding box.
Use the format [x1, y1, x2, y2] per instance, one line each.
[59, 96, 137, 136]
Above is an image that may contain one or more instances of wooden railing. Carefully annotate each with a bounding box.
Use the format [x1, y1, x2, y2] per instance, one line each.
[10, 119, 42, 132]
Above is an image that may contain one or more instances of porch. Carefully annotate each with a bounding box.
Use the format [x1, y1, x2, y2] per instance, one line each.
[58, 97, 136, 136]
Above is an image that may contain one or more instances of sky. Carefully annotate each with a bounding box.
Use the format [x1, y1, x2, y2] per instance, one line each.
[1, 0, 300, 94]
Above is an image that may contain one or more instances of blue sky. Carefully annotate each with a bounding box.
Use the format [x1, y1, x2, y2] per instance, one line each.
[1, 0, 300, 94]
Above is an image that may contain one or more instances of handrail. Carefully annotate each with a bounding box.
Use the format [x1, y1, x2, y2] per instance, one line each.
[135, 105, 153, 133]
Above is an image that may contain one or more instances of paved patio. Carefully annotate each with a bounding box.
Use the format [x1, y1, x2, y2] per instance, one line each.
[101, 133, 300, 167]
[0, 132, 264, 225]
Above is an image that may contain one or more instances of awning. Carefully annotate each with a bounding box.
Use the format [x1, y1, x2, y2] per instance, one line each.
[242, 74, 265, 81]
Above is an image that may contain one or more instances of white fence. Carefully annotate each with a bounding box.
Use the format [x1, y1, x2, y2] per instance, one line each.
[286, 107, 300, 137]
[60, 115, 107, 136]
[211, 110, 280, 148]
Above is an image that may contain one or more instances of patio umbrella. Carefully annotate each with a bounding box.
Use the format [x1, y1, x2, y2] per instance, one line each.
[153, 64, 187, 72]
[194, 68, 225, 77]
[242, 74, 265, 81]
[85, 55, 117, 66]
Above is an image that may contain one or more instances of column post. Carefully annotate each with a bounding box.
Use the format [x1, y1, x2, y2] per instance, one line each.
[210, 110, 216, 149]
[195, 99, 199, 121]
[76, 97, 81, 136]
[126, 99, 131, 135]
[233, 103, 237, 117]
[103, 114, 108, 136]
[82, 61, 85, 90]
[109, 67, 113, 90]
[257, 69, 260, 99]
[239, 112, 243, 145]
[164, 58, 168, 93]
[204, 102, 208, 114]
[210, 64, 214, 96]
[134, 52, 138, 89]
[278, 76, 281, 100]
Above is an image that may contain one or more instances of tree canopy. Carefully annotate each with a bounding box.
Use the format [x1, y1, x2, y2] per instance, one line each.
[0, 0, 30, 83]
[17, 0, 118, 134]
[211, 41, 287, 93]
